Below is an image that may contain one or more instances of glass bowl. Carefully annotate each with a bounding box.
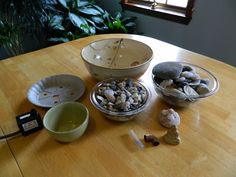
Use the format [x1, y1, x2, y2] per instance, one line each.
[151, 62, 219, 107]
[90, 78, 150, 121]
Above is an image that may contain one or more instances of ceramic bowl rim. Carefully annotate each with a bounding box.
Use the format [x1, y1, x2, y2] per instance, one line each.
[43, 102, 89, 134]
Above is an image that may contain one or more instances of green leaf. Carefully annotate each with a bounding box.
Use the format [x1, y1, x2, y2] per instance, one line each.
[69, 12, 89, 33]
[89, 26, 96, 34]
[79, 7, 102, 16]
[91, 5, 105, 13]
[48, 37, 69, 43]
[57, 0, 68, 9]
[77, 1, 90, 7]
[86, 18, 104, 31]
[125, 22, 136, 28]
[114, 12, 122, 20]
[80, 24, 90, 34]
[90, 16, 104, 24]
[74, 0, 80, 8]
[48, 15, 65, 31]
[121, 16, 137, 23]
[49, 15, 63, 26]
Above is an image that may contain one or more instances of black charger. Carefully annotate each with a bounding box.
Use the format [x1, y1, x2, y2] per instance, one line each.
[0, 109, 43, 140]
[16, 109, 44, 136]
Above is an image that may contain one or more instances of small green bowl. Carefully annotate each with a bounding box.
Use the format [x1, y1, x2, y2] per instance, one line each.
[43, 102, 89, 142]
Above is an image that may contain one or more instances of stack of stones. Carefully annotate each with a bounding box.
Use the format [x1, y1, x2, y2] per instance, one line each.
[152, 62, 211, 105]
[95, 78, 148, 112]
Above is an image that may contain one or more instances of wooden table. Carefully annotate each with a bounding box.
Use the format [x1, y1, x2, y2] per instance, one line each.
[0, 34, 235, 177]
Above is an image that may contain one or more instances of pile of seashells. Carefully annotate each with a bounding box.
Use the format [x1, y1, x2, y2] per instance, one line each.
[95, 78, 148, 112]
[152, 62, 211, 104]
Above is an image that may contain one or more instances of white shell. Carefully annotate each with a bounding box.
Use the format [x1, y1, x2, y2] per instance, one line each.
[27, 74, 85, 108]
[159, 109, 180, 128]
[183, 85, 199, 96]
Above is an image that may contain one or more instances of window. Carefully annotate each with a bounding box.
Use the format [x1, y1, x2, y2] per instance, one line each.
[121, 0, 196, 24]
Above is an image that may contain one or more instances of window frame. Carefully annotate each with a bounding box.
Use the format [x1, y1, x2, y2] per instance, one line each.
[121, 0, 196, 24]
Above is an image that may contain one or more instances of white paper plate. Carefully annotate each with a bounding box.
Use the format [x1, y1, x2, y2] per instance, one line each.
[27, 74, 85, 108]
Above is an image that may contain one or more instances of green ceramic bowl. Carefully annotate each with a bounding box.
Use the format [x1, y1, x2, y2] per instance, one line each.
[43, 102, 89, 142]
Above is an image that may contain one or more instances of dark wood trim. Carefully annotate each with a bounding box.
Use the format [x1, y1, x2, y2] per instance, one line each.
[120, 0, 193, 25]
[186, 0, 196, 17]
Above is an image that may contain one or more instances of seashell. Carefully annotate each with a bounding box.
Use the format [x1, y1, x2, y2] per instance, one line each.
[160, 79, 173, 88]
[114, 98, 122, 108]
[181, 71, 200, 80]
[124, 89, 132, 97]
[121, 101, 131, 111]
[159, 109, 180, 128]
[140, 91, 147, 101]
[96, 95, 105, 102]
[177, 87, 183, 92]
[164, 88, 187, 100]
[96, 95, 107, 106]
[196, 83, 210, 94]
[104, 89, 116, 103]
[183, 85, 199, 96]
[118, 81, 126, 90]
[107, 102, 115, 111]
[128, 97, 134, 104]
[126, 78, 134, 87]
[120, 93, 126, 103]
[128, 87, 138, 94]
[175, 77, 186, 83]
[163, 126, 180, 145]
[183, 65, 195, 72]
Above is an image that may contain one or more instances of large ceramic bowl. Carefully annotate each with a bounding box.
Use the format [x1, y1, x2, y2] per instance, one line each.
[90, 78, 150, 121]
[81, 38, 153, 80]
[152, 62, 219, 107]
[43, 102, 89, 142]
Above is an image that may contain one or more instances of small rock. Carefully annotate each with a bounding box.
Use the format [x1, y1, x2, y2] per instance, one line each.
[164, 88, 187, 100]
[196, 83, 210, 94]
[160, 79, 174, 88]
[200, 78, 210, 86]
[152, 62, 184, 79]
[181, 71, 200, 80]
[182, 65, 195, 72]
[104, 89, 116, 103]
[159, 109, 180, 128]
[144, 134, 160, 146]
[183, 85, 199, 96]
[163, 126, 180, 145]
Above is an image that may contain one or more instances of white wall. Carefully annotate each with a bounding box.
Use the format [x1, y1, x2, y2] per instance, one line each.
[96, 0, 236, 66]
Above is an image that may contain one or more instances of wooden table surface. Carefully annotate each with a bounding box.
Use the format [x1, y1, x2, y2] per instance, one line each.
[0, 34, 235, 177]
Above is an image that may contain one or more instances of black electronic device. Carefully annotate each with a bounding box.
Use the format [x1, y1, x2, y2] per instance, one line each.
[16, 109, 44, 136]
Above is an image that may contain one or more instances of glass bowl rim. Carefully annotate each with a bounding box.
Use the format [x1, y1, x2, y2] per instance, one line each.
[90, 78, 150, 116]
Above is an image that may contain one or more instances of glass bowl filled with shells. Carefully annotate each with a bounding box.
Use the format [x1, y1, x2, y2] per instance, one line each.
[90, 78, 150, 121]
[151, 61, 219, 107]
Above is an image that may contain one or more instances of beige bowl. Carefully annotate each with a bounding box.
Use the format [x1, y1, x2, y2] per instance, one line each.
[43, 102, 89, 142]
[81, 38, 153, 80]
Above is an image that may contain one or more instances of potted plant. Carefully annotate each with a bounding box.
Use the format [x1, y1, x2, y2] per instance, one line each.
[45, 0, 137, 43]
[0, 0, 48, 58]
